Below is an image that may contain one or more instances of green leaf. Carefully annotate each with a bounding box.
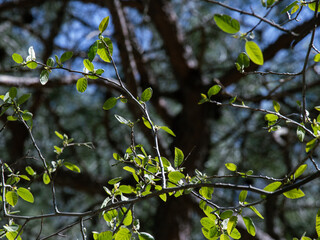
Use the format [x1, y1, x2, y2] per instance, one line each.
[103, 97, 117, 110]
[174, 147, 184, 168]
[63, 162, 81, 173]
[159, 126, 176, 137]
[220, 210, 233, 220]
[306, 138, 317, 153]
[200, 217, 215, 229]
[76, 77, 88, 93]
[316, 209, 320, 237]
[239, 190, 247, 202]
[22, 111, 33, 121]
[281, 1, 298, 14]
[264, 181, 281, 192]
[243, 217, 256, 236]
[27, 61, 37, 69]
[40, 70, 49, 85]
[220, 233, 230, 240]
[60, 51, 73, 63]
[88, 41, 98, 62]
[245, 41, 264, 65]
[55, 131, 64, 139]
[97, 38, 113, 62]
[99, 16, 110, 34]
[119, 185, 134, 194]
[6, 231, 22, 240]
[225, 163, 237, 171]
[115, 114, 129, 125]
[297, 125, 305, 142]
[7, 115, 18, 121]
[46, 57, 55, 67]
[108, 177, 122, 185]
[122, 209, 133, 226]
[17, 187, 34, 203]
[3, 224, 19, 232]
[213, 14, 240, 34]
[142, 116, 152, 129]
[199, 187, 214, 200]
[12, 53, 23, 64]
[315, 54, 320, 62]
[283, 188, 305, 199]
[273, 101, 280, 112]
[96, 231, 113, 240]
[207, 85, 221, 98]
[168, 171, 185, 183]
[236, 52, 250, 71]
[17, 93, 31, 105]
[115, 227, 131, 240]
[43, 172, 50, 185]
[141, 87, 153, 102]
[83, 59, 94, 72]
[198, 93, 208, 104]
[229, 227, 241, 239]
[265, 114, 278, 122]
[309, 2, 320, 12]
[227, 216, 238, 236]
[291, 164, 307, 180]
[249, 205, 264, 219]
[25, 166, 35, 176]
[139, 232, 155, 240]
[5, 191, 18, 207]
[9, 87, 17, 99]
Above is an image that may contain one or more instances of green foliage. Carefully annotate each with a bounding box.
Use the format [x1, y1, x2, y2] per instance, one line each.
[99, 16, 110, 34]
[245, 41, 264, 65]
[174, 147, 184, 168]
[103, 97, 118, 110]
[76, 77, 88, 93]
[141, 87, 153, 102]
[213, 14, 240, 34]
[225, 163, 237, 171]
[236, 52, 250, 72]
[283, 188, 305, 199]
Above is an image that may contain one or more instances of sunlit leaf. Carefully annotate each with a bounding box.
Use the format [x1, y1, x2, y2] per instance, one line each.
[239, 190, 248, 202]
[213, 14, 240, 34]
[17, 93, 31, 105]
[76, 77, 87, 93]
[297, 125, 305, 142]
[245, 41, 264, 65]
[199, 187, 214, 200]
[139, 232, 155, 240]
[249, 205, 264, 219]
[225, 163, 237, 171]
[115, 114, 129, 125]
[43, 172, 50, 184]
[316, 209, 320, 237]
[281, 1, 298, 13]
[12, 53, 23, 64]
[227, 216, 238, 235]
[63, 162, 81, 173]
[174, 147, 184, 168]
[264, 181, 281, 192]
[83, 59, 94, 72]
[243, 217, 256, 236]
[99, 16, 110, 34]
[306, 138, 317, 153]
[168, 171, 185, 183]
[103, 97, 117, 110]
[141, 87, 153, 102]
[114, 227, 131, 240]
[25, 166, 36, 176]
[220, 210, 233, 220]
[97, 38, 113, 62]
[273, 101, 280, 112]
[17, 187, 34, 203]
[60, 51, 73, 63]
[5, 191, 18, 207]
[291, 164, 307, 180]
[159, 126, 176, 137]
[207, 85, 221, 98]
[108, 177, 122, 185]
[283, 188, 305, 199]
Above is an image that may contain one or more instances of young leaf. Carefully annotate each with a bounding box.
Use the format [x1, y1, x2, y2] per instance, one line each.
[168, 171, 185, 183]
[207, 85, 221, 98]
[27, 61, 37, 69]
[97, 38, 113, 62]
[115, 114, 129, 125]
[12, 53, 23, 64]
[22, 111, 33, 121]
[199, 187, 214, 200]
[142, 116, 152, 129]
[309, 2, 320, 12]
[283, 188, 305, 199]
[273, 100, 280, 112]
[315, 54, 320, 62]
[200, 217, 215, 229]
[263, 181, 281, 192]
[114, 227, 131, 240]
[46, 57, 55, 67]
[17, 187, 34, 203]
[229, 227, 241, 239]
[297, 125, 305, 142]
[220, 233, 230, 240]
[245, 41, 264, 65]
[236, 52, 250, 71]
[83, 59, 94, 72]
[306, 138, 317, 153]
[220, 210, 233, 220]
[213, 14, 240, 34]
[5, 191, 18, 207]
[291, 164, 307, 179]
[141, 87, 153, 102]
[99, 16, 110, 34]
[281, 1, 298, 14]
[139, 232, 155, 240]
[243, 217, 256, 236]
[316, 209, 320, 237]
[174, 147, 184, 168]
[239, 190, 248, 202]
[9, 87, 17, 99]
[17, 93, 31, 105]
[103, 97, 117, 110]
[27, 46, 36, 60]
[225, 163, 237, 171]
[159, 126, 176, 137]
[7, 115, 18, 121]
[249, 205, 264, 219]
[63, 162, 81, 173]
[43, 172, 50, 184]
[108, 177, 122, 185]
[88, 41, 98, 62]
[60, 51, 73, 63]
[76, 78, 88, 93]
[40, 69, 49, 85]
[227, 216, 238, 236]
[265, 114, 278, 122]
[25, 166, 36, 176]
